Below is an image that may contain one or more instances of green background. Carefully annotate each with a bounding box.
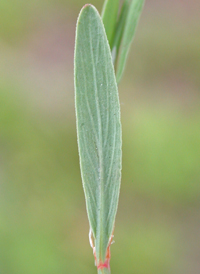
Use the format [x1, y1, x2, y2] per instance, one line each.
[0, 0, 200, 273]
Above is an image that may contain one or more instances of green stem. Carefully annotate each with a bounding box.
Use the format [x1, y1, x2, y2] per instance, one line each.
[98, 268, 111, 274]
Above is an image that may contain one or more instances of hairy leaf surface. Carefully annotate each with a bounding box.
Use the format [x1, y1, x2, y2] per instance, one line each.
[74, 4, 122, 263]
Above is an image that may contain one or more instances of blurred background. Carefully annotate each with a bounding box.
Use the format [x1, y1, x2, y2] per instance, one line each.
[0, 0, 200, 273]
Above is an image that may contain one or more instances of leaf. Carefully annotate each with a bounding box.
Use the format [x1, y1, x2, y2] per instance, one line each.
[116, 0, 145, 83]
[101, 0, 120, 49]
[74, 4, 122, 265]
[111, 0, 130, 65]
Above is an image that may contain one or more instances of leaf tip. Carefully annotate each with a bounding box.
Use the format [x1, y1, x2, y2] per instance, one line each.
[82, 3, 92, 9]
[77, 3, 98, 23]
[81, 3, 97, 12]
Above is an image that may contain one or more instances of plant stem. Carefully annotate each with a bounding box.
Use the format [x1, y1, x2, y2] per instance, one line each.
[98, 268, 111, 274]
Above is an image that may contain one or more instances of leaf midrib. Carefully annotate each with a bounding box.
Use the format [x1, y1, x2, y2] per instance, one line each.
[88, 12, 105, 258]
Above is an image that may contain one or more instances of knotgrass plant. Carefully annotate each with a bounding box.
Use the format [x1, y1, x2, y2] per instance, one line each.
[74, 1, 145, 273]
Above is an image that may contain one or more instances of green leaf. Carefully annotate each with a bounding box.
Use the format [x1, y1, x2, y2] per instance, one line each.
[116, 0, 145, 83]
[111, 0, 130, 65]
[74, 4, 122, 266]
[101, 0, 120, 49]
